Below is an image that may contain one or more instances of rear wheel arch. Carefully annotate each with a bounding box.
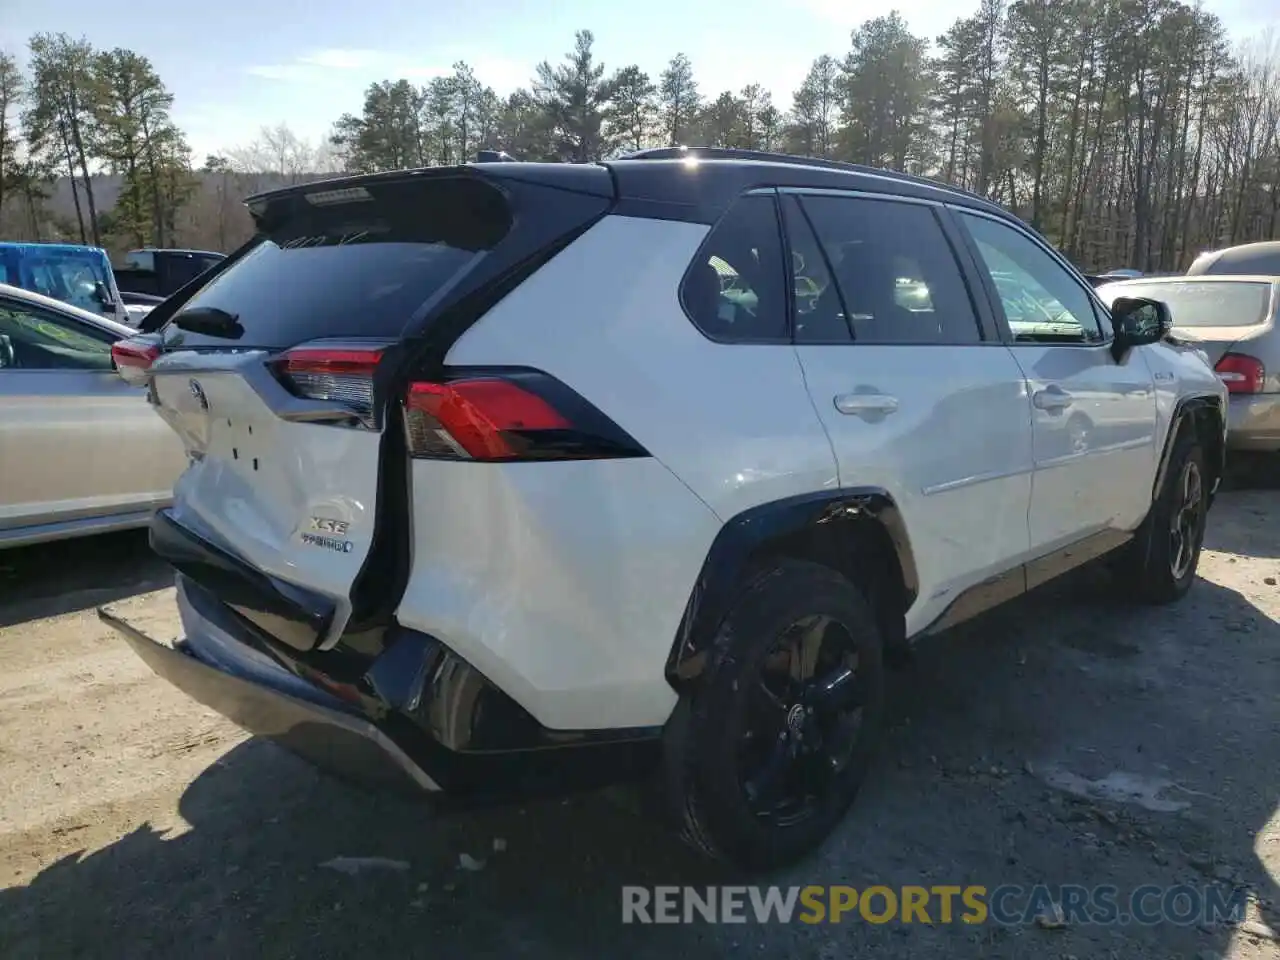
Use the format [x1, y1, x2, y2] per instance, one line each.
[665, 488, 917, 691]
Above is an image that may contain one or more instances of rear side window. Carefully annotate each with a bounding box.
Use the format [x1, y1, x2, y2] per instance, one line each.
[681, 195, 788, 342]
[167, 177, 513, 349]
[795, 195, 982, 344]
[1099, 281, 1272, 328]
[125, 251, 156, 272]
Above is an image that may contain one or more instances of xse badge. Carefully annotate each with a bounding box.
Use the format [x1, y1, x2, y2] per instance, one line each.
[301, 516, 353, 553]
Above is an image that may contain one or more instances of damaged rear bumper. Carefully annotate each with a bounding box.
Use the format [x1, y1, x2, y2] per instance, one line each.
[101, 579, 443, 796]
[100, 574, 661, 804]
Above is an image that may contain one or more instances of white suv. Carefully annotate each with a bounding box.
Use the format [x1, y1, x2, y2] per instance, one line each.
[105, 148, 1227, 872]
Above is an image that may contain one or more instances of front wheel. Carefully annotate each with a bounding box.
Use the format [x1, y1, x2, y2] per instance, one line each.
[1129, 430, 1208, 604]
[662, 559, 886, 872]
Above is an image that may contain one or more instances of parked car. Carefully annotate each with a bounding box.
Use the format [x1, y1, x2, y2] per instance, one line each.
[114, 248, 224, 299]
[0, 241, 130, 325]
[1186, 240, 1280, 277]
[1097, 275, 1280, 456]
[102, 148, 1226, 872]
[0, 283, 187, 548]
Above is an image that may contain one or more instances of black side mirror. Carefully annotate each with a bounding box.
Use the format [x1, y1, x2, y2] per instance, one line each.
[92, 281, 113, 306]
[1110, 296, 1170, 362]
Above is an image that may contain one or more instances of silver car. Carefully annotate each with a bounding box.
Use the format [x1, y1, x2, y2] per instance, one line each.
[1097, 275, 1280, 453]
[0, 282, 187, 548]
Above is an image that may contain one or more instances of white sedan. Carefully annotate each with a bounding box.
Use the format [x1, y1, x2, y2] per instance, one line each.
[0, 282, 186, 548]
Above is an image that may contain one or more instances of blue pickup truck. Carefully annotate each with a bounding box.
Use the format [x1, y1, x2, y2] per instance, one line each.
[0, 242, 131, 325]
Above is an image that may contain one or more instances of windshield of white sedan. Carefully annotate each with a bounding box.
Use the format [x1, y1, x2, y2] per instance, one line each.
[1100, 281, 1270, 328]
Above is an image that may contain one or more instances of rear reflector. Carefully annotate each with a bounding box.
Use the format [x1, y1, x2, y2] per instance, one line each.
[1215, 353, 1265, 394]
[402, 371, 648, 462]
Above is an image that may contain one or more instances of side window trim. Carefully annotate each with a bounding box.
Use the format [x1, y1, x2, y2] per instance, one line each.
[782, 189, 992, 346]
[948, 204, 1113, 347]
[779, 193, 854, 343]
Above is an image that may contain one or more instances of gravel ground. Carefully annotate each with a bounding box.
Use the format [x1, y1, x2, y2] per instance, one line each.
[0, 491, 1277, 960]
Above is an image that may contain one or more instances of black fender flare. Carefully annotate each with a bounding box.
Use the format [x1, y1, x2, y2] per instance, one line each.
[1152, 394, 1226, 503]
[664, 488, 918, 690]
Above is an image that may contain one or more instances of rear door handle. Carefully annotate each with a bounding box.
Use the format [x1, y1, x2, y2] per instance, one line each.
[834, 393, 899, 417]
[1032, 386, 1072, 411]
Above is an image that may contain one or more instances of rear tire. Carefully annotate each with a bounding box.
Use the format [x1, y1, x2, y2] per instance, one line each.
[662, 559, 886, 872]
[1128, 428, 1208, 605]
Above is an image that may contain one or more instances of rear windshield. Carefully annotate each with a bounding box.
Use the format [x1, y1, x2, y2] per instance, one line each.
[1098, 281, 1271, 328]
[166, 176, 512, 349]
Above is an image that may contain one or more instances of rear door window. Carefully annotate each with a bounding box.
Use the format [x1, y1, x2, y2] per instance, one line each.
[165, 176, 513, 350]
[680, 194, 789, 342]
[793, 195, 982, 344]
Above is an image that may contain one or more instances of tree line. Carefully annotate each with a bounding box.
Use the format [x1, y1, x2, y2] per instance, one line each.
[0, 34, 196, 251]
[2, 4, 1277, 271]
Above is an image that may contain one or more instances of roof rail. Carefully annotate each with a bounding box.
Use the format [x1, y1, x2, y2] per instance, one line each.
[619, 146, 963, 194]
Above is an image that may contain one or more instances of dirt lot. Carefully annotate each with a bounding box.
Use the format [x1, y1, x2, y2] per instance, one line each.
[1, 492, 1278, 960]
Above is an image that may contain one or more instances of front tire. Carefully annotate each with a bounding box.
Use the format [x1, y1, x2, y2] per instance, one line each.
[1130, 429, 1208, 604]
[663, 559, 886, 872]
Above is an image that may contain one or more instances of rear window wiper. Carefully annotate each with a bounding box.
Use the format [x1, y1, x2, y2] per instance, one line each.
[172, 306, 244, 339]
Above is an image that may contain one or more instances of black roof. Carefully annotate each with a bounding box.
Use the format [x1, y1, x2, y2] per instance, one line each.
[246, 148, 1013, 227]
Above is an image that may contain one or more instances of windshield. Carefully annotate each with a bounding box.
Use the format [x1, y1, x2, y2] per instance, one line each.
[1098, 281, 1271, 328]
[25, 254, 111, 316]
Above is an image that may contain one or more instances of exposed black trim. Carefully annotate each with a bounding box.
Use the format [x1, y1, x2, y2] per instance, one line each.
[149, 509, 335, 651]
[102, 576, 662, 804]
[921, 527, 1133, 636]
[1153, 394, 1227, 501]
[666, 489, 918, 689]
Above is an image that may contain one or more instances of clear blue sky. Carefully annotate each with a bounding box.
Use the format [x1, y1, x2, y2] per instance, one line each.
[2, 0, 1274, 161]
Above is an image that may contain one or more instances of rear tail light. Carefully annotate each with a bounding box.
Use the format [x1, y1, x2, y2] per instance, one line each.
[111, 338, 161, 387]
[403, 371, 648, 462]
[273, 346, 647, 461]
[1214, 353, 1265, 394]
[274, 346, 384, 419]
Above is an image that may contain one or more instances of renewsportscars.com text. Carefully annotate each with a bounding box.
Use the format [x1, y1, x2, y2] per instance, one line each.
[621, 883, 1248, 926]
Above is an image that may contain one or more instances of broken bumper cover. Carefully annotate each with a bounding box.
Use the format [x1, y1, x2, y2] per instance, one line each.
[100, 575, 662, 804]
[101, 579, 443, 795]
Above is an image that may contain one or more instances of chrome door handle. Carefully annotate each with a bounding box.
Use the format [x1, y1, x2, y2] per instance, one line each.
[834, 393, 899, 416]
[1032, 386, 1072, 411]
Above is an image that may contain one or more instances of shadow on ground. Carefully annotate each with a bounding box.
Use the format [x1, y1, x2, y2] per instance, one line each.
[0, 530, 171, 629]
[1, 496, 1277, 959]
